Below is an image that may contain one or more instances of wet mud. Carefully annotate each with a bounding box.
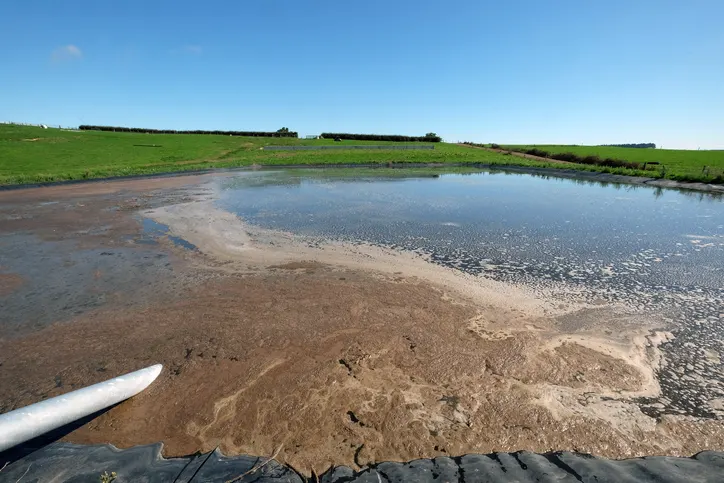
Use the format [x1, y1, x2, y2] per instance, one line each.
[1, 170, 723, 472]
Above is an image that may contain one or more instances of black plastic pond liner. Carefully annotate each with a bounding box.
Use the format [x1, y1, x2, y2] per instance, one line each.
[2, 442, 724, 482]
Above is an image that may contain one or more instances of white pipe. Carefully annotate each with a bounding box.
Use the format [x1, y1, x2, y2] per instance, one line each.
[0, 364, 162, 453]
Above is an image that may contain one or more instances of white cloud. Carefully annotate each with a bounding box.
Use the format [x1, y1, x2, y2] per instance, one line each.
[51, 45, 82, 63]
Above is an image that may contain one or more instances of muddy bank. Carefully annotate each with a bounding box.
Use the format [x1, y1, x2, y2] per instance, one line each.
[4, 263, 721, 472]
[0, 174, 220, 337]
[1, 174, 723, 473]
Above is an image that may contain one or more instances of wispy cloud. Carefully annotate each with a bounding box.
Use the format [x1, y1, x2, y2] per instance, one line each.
[51, 45, 83, 63]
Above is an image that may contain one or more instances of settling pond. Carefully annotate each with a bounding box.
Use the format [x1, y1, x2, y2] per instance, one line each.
[211, 168, 724, 419]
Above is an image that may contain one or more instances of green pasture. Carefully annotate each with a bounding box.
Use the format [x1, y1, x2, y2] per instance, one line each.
[1, 124, 721, 185]
[503, 144, 724, 183]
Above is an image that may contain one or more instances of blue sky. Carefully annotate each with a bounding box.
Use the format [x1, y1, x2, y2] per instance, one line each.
[1, 1, 722, 148]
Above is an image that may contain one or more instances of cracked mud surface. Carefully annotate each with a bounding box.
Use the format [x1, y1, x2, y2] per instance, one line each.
[1, 169, 723, 474]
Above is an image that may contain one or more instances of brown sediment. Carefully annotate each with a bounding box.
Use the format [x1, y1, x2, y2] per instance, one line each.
[0, 272, 24, 295]
[0, 171, 223, 201]
[268, 261, 327, 271]
[0, 175, 723, 473]
[1, 265, 722, 471]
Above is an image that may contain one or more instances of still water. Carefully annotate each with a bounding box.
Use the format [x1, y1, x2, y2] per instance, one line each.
[216, 168, 724, 418]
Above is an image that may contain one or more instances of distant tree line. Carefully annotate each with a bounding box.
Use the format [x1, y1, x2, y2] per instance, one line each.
[320, 132, 442, 142]
[599, 143, 656, 149]
[78, 125, 298, 138]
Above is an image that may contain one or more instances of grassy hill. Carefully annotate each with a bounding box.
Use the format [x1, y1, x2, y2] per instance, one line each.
[1, 124, 722, 185]
[0, 124, 511, 185]
[502, 144, 724, 183]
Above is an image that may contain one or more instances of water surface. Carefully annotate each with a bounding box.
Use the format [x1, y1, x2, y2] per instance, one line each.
[217, 168, 724, 418]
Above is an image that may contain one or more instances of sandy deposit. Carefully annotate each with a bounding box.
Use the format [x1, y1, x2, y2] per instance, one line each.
[1, 175, 723, 474]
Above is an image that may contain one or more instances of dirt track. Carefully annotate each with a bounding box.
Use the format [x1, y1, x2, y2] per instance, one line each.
[1, 173, 723, 473]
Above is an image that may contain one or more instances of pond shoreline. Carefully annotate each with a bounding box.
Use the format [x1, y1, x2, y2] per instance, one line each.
[2, 162, 722, 195]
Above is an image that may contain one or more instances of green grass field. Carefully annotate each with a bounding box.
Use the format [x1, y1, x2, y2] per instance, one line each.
[0, 125, 512, 184]
[1, 124, 721, 185]
[503, 144, 724, 183]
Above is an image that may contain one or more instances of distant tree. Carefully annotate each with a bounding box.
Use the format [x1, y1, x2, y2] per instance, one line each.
[423, 132, 442, 142]
[319, 132, 442, 142]
[277, 127, 290, 133]
[599, 143, 656, 149]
